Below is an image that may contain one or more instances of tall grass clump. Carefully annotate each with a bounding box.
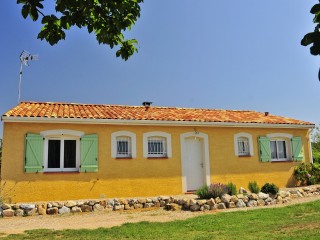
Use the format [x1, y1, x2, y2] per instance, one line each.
[226, 182, 237, 195]
[248, 181, 260, 193]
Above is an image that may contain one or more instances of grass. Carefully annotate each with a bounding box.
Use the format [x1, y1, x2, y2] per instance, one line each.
[2, 200, 320, 239]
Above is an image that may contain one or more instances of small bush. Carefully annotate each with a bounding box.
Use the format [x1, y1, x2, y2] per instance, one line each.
[261, 183, 279, 195]
[196, 185, 210, 199]
[227, 182, 237, 195]
[294, 162, 320, 185]
[196, 183, 228, 199]
[248, 181, 260, 194]
[208, 183, 228, 198]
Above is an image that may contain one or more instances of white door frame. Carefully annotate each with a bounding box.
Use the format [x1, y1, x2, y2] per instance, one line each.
[180, 132, 211, 192]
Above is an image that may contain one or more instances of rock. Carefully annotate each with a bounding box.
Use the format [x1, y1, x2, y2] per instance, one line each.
[189, 199, 197, 206]
[51, 202, 63, 208]
[14, 209, 24, 216]
[25, 208, 37, 216]
[47, 207, 59, 215]
[160, 201, 166, 207]
[93, 204, 104, 212]
[202, 204, 210, 211]
[236, 199, 246, 208]
[154, 202, 161, 208]
[11, 204, 20, 210]
[247, 200, 257, 207]
[124, 204, 134, 210]
[236, 194, 244, 199]
[243, 196, 249, 203]
[87, 200, 97, 206]
[3, 209, 14, 217]
[206, 198, 215, 206]
[134, 203, 142, 209]
[227, 202, 236, 208]
[77, 201, 85, 206]
[166, 203, 180, 211]
[217, 203, 226, 209]
[276, 196, 283, 203]
[114, 205, 124, 211]
[71, 206, 82, 213]
[138, 198, 146, 204]
[1, 203, 11, 210]
[65, 201, 77, 208]
[258, 192, 269, 200]
[20, 204, 36, 210]
[197, 200, 207, 206]
[279, 191, 290, 198]
[221, 194, 231, 203]
[81, 205, 93, 212]
[59, 206, 70, 214]
[99, 200, 107, 208]
[210, 204, 217, 210]
[215, 197, 221, 204]
[37, 203, 47, 215]
[144, 203, 154, 208]
[190, 204, 201, 211]
[119, 199, 128, 205]
[230, 196, 238, 203]
[159, 196, 170, 201]
[239, 187, 248, 194]
[249, 193, 258, 200]
[257, 199, 265, 206]
[47, 203, 53, 208]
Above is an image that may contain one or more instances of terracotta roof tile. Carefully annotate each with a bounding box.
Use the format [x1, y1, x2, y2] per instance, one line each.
[1, 101, 314, 126]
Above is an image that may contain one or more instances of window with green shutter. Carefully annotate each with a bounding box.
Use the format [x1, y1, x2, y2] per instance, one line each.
[80, 134, 98, 172]
[258, 136, 271, 162]
[25, 133, 44, 173]
[291, 137, 303, 161]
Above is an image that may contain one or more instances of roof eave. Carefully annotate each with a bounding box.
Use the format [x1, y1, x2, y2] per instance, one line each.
[1, 116, 315, 129]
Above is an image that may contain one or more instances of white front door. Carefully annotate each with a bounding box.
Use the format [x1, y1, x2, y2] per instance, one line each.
[185, 137, 205, 191]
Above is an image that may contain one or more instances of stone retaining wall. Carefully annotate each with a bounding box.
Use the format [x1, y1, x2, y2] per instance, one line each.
[1, 186, 320, 217]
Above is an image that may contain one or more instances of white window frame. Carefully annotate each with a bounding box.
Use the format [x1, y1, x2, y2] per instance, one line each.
[143, 131, 172, 158]
[266, 133, 293, 162]
[111, 131, 136, 158]
[234, 132, 254, 156]
[40, 129, 84, 172]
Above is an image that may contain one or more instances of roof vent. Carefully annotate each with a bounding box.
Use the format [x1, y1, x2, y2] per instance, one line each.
[142, 101, 152, 107]
[265, 112, 269, 116]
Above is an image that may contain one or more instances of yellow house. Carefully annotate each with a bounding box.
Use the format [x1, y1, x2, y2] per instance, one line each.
[0, 101, 315, 202]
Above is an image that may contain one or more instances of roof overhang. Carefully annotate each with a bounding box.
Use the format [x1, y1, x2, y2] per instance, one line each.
[1, 116, 315, 129]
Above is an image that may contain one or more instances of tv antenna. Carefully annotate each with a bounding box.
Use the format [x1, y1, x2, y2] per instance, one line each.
[18, 50, 39, 103]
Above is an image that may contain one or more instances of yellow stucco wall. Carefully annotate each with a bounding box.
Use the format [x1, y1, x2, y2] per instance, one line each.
[1, 122, 312, 202]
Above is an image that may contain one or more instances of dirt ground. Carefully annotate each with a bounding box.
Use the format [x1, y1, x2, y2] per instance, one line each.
[0, 195, 320, 236]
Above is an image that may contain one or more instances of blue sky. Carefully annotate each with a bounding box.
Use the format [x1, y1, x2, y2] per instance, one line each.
[1, 1, 320, 138]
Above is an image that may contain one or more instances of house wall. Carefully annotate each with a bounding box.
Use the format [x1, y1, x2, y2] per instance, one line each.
[1, 122, 311, 202]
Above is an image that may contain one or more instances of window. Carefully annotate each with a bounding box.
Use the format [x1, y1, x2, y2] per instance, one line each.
[270, 140, 287, 160]
[143, 131, 172, 158]
[111, 131, 136, 158]
[237, 137, 250, 156]
[116, 136, 131, 158]
[47, 138, 78, 170]
[24, 130, 98, 173]
[234, 133, 253, 157]
[259, 133, 303, 162]
[147, 137, 167, 157]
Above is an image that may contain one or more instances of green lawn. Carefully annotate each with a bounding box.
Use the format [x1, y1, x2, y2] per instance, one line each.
[2, 200, 320, 240]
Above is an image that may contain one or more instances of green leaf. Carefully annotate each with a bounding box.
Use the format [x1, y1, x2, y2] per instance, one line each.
[21, 5, 30, 19]
[30, 7, 39, 21]
[311, 4, 320, 14]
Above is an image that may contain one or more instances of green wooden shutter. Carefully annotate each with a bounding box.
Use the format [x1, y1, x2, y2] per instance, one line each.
[258, 136, 271, 162]
[25, 133, 43, 173]
[291, 137, 303, 161]
[80, 134, 98, 172]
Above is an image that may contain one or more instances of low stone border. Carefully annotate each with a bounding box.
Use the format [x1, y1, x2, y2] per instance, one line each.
[1, 185, 320, 217]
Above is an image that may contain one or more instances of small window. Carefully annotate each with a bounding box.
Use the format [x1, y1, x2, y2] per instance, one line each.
[143, 131, 172, 158]
[147, 137, 167, 157]
[111, 131, 136, 158]
[116, 136, 132, 158]
[234, 133, 253, 157]
[237, 137, 250, 156]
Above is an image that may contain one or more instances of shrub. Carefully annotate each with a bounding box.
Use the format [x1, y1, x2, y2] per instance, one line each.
[208, 183, 228, 198]
[261, 183, 279, 195]
[196, 185, 210, 199]
[248, 181, 260, 194]
[196, 183, 228, 199]
[294, 162, 320, 185]
[227, 182, 237, 195]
